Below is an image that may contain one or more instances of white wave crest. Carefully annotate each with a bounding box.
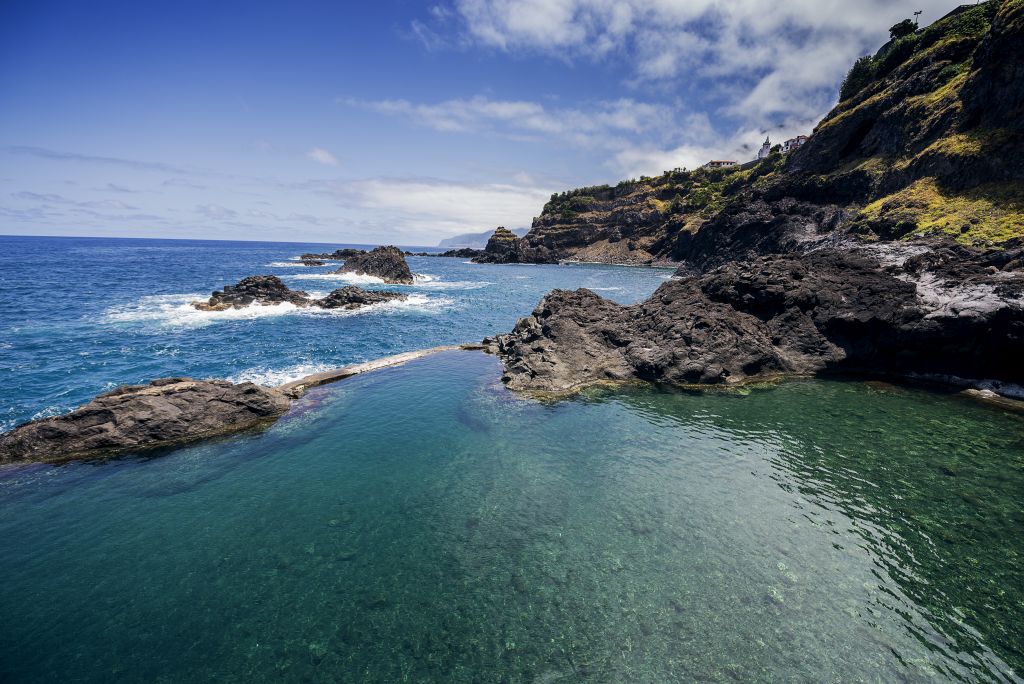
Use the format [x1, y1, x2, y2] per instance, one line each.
[102, 293, 453, 328]
[291, 272, 386, 285]
[227, 362, 336, 387]
[588, 286, 623, 292]
[266, 261, 326, 268]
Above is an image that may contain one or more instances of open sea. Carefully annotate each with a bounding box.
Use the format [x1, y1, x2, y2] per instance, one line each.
[1, 235, 1022, 682]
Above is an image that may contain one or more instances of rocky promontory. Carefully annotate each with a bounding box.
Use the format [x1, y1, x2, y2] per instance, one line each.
[336, 245, 415, 284]
[489, 239, 1024, 394]
[300, 248, 366, 260]
[0, 378, 291, 464]
[192, 275, 405, 311]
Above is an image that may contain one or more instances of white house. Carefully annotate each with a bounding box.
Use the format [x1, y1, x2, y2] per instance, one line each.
[703, 160, 738, 169]
[783, 135, 808, 153]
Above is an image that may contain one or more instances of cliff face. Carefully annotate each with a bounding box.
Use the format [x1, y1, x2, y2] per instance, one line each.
[503, 0, 1023, 268]
[490, 1, 1024, 396]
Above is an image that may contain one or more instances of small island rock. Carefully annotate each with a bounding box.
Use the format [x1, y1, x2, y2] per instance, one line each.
[193, 275, 309, 310]
[336, 245, 415, 284]
[315, 286, 406, 309]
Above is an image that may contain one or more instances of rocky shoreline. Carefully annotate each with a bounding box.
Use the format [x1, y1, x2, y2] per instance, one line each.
[0, 346, 479, 465]
[486, 238, 1024, 396]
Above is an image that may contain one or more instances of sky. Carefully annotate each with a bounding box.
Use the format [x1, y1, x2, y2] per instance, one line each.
[0, 0, 966, 245]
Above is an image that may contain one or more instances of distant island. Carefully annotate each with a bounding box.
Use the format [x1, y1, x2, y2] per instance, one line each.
[437, 227, 528, 249]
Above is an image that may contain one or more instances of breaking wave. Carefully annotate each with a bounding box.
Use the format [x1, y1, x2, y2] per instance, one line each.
[227, 362, 337, 387]
[102, 293, 453, 329]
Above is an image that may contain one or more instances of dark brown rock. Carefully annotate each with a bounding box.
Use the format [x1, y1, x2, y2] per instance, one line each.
[336, 246, 415, 284]
[491, 244, 1024, 393]
[301, 248, 366, 260]
[314, 286, 406, 309]
[0, 378, 292, 464]
[192, 275, 310, 311]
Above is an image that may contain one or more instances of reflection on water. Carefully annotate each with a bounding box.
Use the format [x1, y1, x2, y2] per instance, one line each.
[0, 353, 1021, 682]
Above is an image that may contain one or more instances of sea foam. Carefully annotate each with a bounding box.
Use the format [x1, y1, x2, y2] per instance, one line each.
[102, 293, 452, 328]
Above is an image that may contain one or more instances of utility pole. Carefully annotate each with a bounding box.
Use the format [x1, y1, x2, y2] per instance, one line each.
[914, 10, 922, 27]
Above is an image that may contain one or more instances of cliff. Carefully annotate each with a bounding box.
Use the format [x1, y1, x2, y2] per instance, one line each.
[489, 0, 1024, 396]
[499, 0, 1023, 268]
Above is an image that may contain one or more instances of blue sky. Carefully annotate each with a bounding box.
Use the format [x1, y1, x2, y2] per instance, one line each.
[0, 0, 963, 244]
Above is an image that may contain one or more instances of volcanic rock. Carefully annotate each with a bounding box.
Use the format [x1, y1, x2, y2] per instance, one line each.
[0, 378, 291, 464]
[336, 246, 415, 284]
[314, 286, 406, 309]
[192, 275, 310, 310]
[491, 241, 1024, 393]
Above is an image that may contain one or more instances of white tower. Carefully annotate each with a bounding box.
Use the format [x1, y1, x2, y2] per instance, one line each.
[757, 136, 771, 160]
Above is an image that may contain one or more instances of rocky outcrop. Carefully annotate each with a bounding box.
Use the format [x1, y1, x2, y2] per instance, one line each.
[193, 275, 310, 310]
[490, 239, 1024, 393]
[315, 286, 405, 309]
[301, 248, 365, 260]
[301, 259, 325, 266]
[438, 247, 487, 259]
[477, 1, 1022, 268]
[192, 276, 404, 311]
[0, 378, 291, 464]
[472, 227, 560, 264]
[336, 246, 415, 284]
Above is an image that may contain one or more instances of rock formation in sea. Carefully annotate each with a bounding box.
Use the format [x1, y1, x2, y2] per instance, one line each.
[472, 227, 559, 264]
[193, 275, 311, 310]
[314, 286, 405, 309]
[301, 259, 325, 266]
[489, 239, 1024, 393]
[486, 1, 1022, 267]
[192, 275, 405, 311]
[437, 247, 487, 258]
[0, 378, 291, 464]
[300, 248, 366, 260]
[335, 245, 415, 284]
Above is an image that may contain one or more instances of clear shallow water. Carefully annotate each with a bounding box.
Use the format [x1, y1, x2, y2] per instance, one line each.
[0, 235, 671, 430]
[0, 351, 1022, 682]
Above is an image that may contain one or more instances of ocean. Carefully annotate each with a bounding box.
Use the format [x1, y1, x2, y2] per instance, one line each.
[0, 235, 671, 432]
[1, 235, 1022, 682]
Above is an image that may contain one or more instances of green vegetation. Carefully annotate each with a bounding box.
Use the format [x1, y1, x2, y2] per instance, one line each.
[837, 1, 997, 103]
[889, 18, 916, 40]
[859, 178, 1024, 245]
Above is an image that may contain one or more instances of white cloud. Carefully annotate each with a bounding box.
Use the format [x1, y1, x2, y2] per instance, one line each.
[195, 203, 237, 220]
[307, 147, 339, 166]
[347, 95, 671, 138]
[340, 178, 552, 234]
[414, 0, 963, 173]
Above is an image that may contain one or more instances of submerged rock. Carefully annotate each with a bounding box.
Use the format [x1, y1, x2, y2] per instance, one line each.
[192, 275, 310, 310]
[491, 242, 1024, 393]
[336, 245, 415, 284]
[0, 378, 292, 464]
[314, 286, 406, 309]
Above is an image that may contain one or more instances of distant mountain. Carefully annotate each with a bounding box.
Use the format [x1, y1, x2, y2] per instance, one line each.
[437, 228, 528, 249]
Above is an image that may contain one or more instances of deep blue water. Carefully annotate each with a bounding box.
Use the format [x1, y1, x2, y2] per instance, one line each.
[0, 235, 671, 431]
[1, 235, 1022, 682]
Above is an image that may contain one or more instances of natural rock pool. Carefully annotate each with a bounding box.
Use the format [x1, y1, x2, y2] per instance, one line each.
[1, 351, 1021, 682]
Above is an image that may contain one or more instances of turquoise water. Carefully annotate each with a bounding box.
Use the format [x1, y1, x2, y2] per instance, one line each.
[1, 351, 1022, 682]
[0, 236, 672, 431]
